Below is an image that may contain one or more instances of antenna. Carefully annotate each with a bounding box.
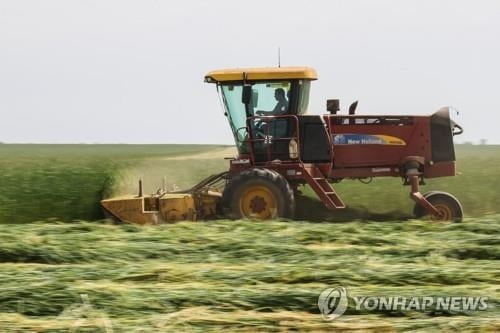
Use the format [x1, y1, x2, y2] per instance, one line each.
[278, 47, 281, 67]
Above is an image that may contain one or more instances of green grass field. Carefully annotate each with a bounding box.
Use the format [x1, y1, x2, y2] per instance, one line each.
[0, 144, 226, 223]
[0, 144, 498, 332]
[1, 144, 500, 223]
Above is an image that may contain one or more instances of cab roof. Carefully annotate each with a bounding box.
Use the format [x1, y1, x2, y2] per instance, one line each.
[204, 66, 318, 83]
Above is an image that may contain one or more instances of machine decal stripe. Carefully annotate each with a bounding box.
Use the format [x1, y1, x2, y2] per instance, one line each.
[333, 134, 406, 146]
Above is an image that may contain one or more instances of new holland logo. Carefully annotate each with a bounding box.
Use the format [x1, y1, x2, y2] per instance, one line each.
[333, 134, 406, 146]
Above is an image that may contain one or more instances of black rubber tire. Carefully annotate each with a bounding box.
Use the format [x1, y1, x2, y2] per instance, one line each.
[221, 168, 295, 220]
[413, 191, 463, 222]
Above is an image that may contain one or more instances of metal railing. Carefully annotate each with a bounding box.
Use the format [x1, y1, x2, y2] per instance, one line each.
[244, 114, 302, 165]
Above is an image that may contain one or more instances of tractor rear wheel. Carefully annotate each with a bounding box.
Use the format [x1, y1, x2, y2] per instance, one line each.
[222, 168, 295, 220]
[413, 191, 463, 222]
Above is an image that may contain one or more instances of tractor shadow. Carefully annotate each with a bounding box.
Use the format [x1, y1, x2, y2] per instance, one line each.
[294, 195, 413, 222]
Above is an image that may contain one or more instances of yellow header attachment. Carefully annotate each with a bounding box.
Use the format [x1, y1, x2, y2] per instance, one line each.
[205, 66, 318, 83]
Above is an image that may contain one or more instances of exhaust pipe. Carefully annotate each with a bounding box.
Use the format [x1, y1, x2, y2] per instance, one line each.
[138, 179, 143, 197]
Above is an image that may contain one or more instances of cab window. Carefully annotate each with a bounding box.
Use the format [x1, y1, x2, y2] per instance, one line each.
[220, 85, 247, 152]
[249, 82, 291, 116]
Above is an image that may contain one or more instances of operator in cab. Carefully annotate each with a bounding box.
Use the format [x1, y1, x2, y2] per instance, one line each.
[256, 88, 288, 116]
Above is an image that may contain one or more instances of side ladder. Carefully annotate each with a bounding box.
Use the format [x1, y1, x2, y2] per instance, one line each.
[303, 166, 346, 209]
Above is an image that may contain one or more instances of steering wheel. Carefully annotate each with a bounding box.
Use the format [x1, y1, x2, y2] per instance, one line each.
[253, 118, 267, 139]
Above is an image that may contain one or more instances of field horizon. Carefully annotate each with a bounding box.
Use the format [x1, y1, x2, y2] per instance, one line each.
[1, 143, 499, 223]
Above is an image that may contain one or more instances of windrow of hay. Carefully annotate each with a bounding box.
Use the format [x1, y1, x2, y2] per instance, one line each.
[0, 218, 498, 331]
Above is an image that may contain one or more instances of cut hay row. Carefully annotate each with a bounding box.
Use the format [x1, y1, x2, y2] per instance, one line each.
[0, 218, 498, 331]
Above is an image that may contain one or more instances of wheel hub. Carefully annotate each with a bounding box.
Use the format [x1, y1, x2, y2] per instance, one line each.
[240, 185, 278, 219]
[249, 196, 267, 214]
[431, 204, 453, 221]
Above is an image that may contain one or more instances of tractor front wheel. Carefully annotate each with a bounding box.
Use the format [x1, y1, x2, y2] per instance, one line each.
[222, 168, 295, 220]
[413, 191, 463, 222]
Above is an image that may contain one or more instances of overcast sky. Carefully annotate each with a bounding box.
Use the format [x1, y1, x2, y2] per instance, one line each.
[1, 0, 499, 144]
